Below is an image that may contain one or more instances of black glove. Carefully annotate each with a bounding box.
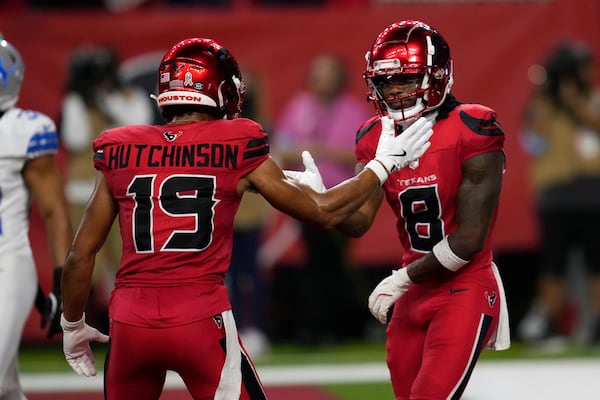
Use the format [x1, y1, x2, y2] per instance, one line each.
[34, 268, 63, 338]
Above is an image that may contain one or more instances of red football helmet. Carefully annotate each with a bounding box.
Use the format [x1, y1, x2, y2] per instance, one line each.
[155, 38, 244, 119]
[364, 20, 453, 122]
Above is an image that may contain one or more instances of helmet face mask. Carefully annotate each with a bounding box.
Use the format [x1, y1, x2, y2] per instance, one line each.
[364, 20, 453, 123]
[155, 38, 244, 120]
[0, 39, 25, 112]
[371, 73, 424, 119]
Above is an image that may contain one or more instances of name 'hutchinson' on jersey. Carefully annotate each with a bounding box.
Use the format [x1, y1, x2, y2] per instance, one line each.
[92, 118, 270, 172]
[95, 142, 242, 170]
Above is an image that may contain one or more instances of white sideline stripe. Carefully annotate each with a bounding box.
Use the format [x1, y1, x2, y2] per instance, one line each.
[21, 363, 389, 393]
[21, 359, 600, 399]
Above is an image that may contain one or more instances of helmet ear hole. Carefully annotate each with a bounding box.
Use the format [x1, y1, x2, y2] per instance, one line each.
[431, 66, 445, 80]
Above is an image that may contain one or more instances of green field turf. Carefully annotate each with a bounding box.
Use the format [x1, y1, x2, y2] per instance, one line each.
[324, 381, 395, 399]
[18, 339, 600, 400]
[19, 339, 600, 373]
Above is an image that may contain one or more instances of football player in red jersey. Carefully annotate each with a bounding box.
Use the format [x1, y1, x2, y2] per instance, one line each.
[293, 20, 511, 399]
[59, 38, 433, 400]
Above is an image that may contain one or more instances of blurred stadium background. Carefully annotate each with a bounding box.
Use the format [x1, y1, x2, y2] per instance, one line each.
[2, 0, 600, 397]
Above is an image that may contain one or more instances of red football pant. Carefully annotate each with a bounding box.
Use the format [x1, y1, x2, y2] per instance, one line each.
[105, 314, 266, 399]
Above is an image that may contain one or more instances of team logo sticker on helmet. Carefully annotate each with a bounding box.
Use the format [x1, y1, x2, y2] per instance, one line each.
[0, 57, 18, 87]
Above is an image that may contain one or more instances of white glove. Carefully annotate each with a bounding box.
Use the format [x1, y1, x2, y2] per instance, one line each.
[283, 150, 326, 193]
[61, 313, 110, 377]
[366, 116, 433, 184]
[368, 268, 413, 324]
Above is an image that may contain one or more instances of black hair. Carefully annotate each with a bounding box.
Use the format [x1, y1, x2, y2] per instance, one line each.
[66, 46, 121, 105]
[543, 41, 594, 104]
[435, 93, 462, 121]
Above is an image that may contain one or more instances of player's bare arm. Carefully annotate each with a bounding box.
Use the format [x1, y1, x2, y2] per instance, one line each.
[23, 155, 72, 266]
[240, 156, 382, 230]
[61, 174, 112, 376]
[334, 161, 385, 238]
[62, 173, 117, 321]
[406, 151, 505, 283]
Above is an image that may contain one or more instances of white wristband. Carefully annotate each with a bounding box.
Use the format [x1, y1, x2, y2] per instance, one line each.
[60, 313, 85, 331]
[365, 160, 389, 185]
[392, 267, 412, 286]
[432, 236, 469, 272]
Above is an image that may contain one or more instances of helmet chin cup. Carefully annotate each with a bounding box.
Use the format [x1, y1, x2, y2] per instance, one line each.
[384, 100, 425, 122]
[379, 88, 427, 122]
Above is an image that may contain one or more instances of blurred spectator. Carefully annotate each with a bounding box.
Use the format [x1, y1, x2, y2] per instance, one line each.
[60, 45, 154, 331]
[519, 41, 600, 346]
[227, 69, 272, 357]
[272, 52, 371, 345]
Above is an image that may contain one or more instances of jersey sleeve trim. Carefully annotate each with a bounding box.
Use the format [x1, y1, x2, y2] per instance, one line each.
[242, 136, 269, 160]
[355, 118, 379, 144]
[459, 109, 504, 137]
[26, 130, 59, 157]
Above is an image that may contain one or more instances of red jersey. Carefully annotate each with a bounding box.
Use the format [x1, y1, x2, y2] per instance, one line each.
[355, 104, 505, 275]
[92, 118, 269, 326]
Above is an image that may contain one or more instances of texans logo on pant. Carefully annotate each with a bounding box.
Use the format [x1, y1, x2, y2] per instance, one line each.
[485, 291, 497, 308]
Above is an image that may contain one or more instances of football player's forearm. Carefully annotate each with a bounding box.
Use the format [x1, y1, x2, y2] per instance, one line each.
[334, 187, 381, 237]
[312, 170, 381, 229]
[335, 212, 371, 238]
[61, 254, 94, 321]
[46, 210, 73, 267]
